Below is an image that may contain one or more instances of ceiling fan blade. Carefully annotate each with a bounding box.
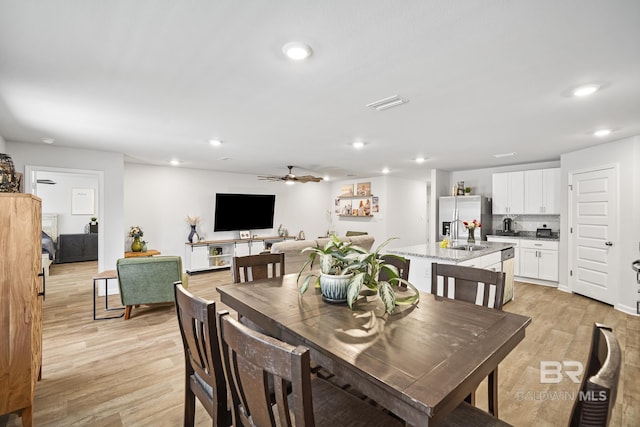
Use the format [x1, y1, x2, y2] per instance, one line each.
[296, 175, 323, 183]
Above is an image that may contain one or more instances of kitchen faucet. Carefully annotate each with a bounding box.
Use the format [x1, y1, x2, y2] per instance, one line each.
[450, 219, 464, 242]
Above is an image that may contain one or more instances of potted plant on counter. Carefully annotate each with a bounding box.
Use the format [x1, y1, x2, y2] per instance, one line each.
[297, 235, 419, 314]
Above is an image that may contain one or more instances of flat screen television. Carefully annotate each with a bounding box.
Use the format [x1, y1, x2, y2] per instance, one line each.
[214, 193, 276, 232]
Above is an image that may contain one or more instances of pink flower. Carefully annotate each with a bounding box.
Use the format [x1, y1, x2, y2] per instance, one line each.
[463, 219, 481, 230]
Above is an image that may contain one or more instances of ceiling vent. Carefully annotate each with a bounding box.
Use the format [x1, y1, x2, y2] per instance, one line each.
[366, 95, 409, 111]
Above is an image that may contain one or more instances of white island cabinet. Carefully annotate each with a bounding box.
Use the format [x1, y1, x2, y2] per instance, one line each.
[388, 241, 514, 304]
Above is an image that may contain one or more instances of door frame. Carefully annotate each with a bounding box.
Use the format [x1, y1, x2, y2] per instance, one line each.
[567, 163, 619, 303]
[25, 165, 105, 272]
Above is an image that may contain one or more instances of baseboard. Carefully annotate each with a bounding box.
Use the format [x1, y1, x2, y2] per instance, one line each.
[614, 303, 640, 317]
[515, 276, 558, 287]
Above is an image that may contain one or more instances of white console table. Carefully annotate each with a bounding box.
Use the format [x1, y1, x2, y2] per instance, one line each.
[184, 236, 294, 273]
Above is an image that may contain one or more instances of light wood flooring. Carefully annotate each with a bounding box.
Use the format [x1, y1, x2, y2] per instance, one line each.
[1, 261, 638, 426]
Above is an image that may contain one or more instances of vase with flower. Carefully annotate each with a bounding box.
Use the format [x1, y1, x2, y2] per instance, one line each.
[463, 219, 481, 244]
[129, 226, 144, 252]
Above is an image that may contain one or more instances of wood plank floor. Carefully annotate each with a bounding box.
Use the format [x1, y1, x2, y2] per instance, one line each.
[1, 262, 638, 426]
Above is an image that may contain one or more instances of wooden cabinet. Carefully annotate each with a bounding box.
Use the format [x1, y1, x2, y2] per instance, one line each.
[56, 233, 98, 263]
[524, 168, 560, 214]
[519, 239, 558, 282]
[491, 171, 524, 214]
[0, 194, 44, 426]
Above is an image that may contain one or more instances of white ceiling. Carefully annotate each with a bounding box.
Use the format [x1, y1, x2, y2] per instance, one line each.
[1, 1, 639, 181]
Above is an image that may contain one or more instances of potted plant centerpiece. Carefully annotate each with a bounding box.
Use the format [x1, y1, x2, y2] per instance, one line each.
[297, 235, 419, 314]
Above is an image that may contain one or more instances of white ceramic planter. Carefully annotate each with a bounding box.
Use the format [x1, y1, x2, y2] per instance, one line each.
[320, 273, 353, 304]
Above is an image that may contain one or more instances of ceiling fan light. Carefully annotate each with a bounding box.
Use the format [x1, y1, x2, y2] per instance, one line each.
[285, 180, 295, 186]
[209, 139, 222, 146]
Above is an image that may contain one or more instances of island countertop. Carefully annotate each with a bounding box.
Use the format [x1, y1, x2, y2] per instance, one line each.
[388, 241, 513, 263]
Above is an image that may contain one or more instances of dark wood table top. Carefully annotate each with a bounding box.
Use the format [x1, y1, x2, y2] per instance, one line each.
[217, 274, 531, 426]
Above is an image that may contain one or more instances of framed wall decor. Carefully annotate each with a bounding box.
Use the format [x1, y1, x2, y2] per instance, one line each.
[356, 182, 371, 196]
[71, 188, 95, 215]
[372, 196, 379, 213]
[340, 184, 354, 197]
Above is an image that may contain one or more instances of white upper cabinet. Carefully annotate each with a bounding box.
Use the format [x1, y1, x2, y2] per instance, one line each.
[492, 171, 524, 214]
[524, 168, 560, 214]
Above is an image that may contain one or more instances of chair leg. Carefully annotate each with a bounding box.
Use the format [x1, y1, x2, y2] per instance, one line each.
[124, 305, 132, 320]
[184, 386, 196, 427]
[488, 367, 498, 417]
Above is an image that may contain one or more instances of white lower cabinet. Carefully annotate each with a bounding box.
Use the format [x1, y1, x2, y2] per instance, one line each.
[185, 238, 280, 273]
[519, 239, 558, 282]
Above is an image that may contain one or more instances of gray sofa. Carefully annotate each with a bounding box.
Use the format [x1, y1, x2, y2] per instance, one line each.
[270, 235, 375, 275]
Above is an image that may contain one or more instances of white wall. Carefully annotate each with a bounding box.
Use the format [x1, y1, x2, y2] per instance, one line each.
[124, 164, 331, 257]
[0, 135, 6, 152]
[36, 171, 99, 234]
[560, 135, 640, 316]
[7, 142, 124, 271]
[330, 175, 428, 250]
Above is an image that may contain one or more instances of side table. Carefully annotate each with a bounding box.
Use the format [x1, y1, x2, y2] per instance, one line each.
[124, 249, 161, 258]
[92, 270, 124, 320]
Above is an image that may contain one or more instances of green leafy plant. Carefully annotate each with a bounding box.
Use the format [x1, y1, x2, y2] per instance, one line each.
[297, 235, 420, 314]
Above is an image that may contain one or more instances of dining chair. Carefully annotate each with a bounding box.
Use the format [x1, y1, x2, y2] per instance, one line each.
[568, 323, 621, 427]
[217, 310, 404, 427]
[174, 282, 230, 427]
[431, 263, 506, 417]
[379, 254, 410, 288]
[233, 253, 285, 283]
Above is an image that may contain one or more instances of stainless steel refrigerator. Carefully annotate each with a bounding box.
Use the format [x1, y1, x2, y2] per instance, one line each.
[438, 195, 492, 241]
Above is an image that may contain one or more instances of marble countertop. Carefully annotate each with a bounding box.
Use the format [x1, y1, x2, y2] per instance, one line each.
[388, 241, 513, 263]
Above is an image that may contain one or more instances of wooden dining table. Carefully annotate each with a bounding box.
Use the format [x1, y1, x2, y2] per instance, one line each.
[217, 274, 531, 426]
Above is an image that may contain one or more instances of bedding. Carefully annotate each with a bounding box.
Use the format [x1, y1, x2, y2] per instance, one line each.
[42, 231, 56, 261]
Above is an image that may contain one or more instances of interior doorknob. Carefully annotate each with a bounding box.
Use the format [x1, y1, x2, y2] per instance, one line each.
[605, 241, 613, 247]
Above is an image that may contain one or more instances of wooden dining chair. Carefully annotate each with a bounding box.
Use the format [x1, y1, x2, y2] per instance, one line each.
[233, 253, 285, 284]
[379, 254, 410, 288]
[217, 310, 403, 427]
[174, 282, 230, 427]
[431, 263, 506, 418]
[569, 323, 621, 427]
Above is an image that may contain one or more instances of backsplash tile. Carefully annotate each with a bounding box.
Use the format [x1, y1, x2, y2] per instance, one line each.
[491, 214, 560, 234]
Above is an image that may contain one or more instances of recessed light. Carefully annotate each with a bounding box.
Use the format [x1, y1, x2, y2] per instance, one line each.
[572, 84, 600, 97]
[352, 141, 365, 149]
[282, 42, 312, 60]
[382, 168, 390, 174]
[209, 139, 222, 146]
[415, 157, 425, 164]
[42, 137, 55, 144]
[493, 152, 517, 158]
[170, 159, 181, 166]
[593, 129, 611, 137]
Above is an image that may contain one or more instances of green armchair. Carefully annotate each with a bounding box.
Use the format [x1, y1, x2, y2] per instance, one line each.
[117, 256, 188, 319]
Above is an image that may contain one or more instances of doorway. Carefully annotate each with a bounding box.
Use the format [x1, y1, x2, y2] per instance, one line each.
[568, 165, 618, 305]
[25, 165, 105, 272]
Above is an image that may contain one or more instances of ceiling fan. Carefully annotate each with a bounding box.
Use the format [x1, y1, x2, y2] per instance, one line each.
[258, 166, 323, 184]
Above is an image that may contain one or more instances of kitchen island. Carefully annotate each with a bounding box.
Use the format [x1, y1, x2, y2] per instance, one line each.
[389, 241, 515, 303]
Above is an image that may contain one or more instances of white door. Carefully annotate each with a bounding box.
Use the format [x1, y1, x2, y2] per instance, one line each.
[538, 250, 559, 282]
[524, 169, 543, 214]
[570, 167, 618, 304]
[519, 248, 539, 279]
[492, 173, 509, 214]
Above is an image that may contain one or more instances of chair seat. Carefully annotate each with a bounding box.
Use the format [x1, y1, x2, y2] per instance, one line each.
[439, 401, 512, 427]
[305, 377, 403, 427]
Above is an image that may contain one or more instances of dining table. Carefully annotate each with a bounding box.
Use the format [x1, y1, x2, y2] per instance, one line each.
[217, 273, 531, 426]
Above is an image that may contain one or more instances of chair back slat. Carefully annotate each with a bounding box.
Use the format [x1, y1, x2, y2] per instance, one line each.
[219, 311, 314, 427]
[569, 323, 621, 427]
[379, 254, 410, 287]
[431, 263, 505, 310]
[233, 253, 285, 283]
[174, 282, 228, 426]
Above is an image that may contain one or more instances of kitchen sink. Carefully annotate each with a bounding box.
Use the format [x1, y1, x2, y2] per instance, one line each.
[450, 244, 487, 251]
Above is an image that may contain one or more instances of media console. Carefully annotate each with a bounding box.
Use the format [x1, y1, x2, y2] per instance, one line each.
[184, 236, 294, 273]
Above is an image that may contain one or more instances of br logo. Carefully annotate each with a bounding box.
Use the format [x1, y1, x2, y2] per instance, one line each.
[540, 361, 583, 384]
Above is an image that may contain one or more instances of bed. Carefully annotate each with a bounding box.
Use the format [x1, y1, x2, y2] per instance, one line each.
[42, 213, 58, 275]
